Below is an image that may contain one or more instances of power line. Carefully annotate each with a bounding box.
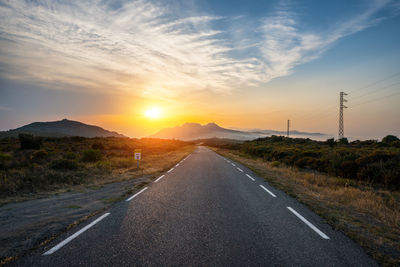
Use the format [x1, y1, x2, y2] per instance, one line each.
[348, 80, 400, 102]
[349, 90, 400, 109]
[292, 71, 400, 122]
[346, 70, 400, 95]
[298, 87, 400, 122]
[296, 77, 400, 122]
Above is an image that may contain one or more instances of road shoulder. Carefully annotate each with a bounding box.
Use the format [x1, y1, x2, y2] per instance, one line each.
[211, 147, 400, 266]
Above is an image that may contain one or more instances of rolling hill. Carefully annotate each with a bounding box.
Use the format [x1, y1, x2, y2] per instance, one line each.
[150, 122, 329, 141]
[0, 119, 125, 138]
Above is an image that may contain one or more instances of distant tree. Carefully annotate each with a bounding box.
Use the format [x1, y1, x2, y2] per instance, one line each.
[338, 138, 349, 145]
[326, 138, 335, 148]
[382, 135, 399, 144]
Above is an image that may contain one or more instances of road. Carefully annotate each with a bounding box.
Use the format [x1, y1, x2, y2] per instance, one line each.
[16, 146, 376, 266]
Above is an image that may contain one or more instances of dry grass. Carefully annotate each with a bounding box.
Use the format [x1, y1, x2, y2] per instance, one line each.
[212, 148, 400, 266]
[0, 138, 195, 205]
[90, 145, 195, 184]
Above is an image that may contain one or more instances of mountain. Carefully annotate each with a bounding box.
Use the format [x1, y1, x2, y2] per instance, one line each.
[0, 119, 125, 138]
[151, 122, 330, 141]
[150, 122, 255, 140]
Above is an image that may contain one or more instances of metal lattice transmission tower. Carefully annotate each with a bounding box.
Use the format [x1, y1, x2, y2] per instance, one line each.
[338, 92, 348, 139]
[287, 120, 290, 137]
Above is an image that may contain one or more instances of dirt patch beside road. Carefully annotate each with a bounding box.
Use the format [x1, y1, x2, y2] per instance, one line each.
[0, 175, 150, 265]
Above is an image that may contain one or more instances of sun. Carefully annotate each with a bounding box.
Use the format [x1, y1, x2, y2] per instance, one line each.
[144, 107, 162, 119]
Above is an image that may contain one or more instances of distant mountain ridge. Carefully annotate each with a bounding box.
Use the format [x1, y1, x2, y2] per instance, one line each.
[151, 122, 329, 141]
[0, 119, 125, 138]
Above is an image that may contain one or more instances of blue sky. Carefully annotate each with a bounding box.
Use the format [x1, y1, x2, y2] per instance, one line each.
[0, 0, 399, 139]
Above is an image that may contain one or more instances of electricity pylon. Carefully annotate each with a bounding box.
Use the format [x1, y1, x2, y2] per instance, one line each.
[339, 92, 348, 139]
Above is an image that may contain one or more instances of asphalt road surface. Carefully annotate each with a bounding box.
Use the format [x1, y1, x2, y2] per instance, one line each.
[16, 146, 377, 266]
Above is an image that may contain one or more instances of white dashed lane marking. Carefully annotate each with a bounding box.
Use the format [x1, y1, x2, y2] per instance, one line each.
[259, 185, 277, 198]
[43, 213, 111, 255]
[154, 175, 165, 183]
[287, 207, 330, 240]
[126, 187, 148, 202]
[245, 174, 255, 181]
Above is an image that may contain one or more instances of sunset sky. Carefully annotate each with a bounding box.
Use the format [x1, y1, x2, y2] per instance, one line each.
[1, 0, 399, 140]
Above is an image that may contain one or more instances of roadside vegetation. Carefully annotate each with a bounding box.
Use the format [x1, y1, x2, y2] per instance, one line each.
[208, 135, 400, 266]
[0, 134, 194, 204]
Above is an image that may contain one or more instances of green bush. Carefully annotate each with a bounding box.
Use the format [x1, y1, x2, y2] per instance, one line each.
[271, 161, 280, 167]
[0, 152, 12, 170]
[231, 136, 400, 189]
[82, 149, 102, 162]
[64, 152, 78, 160]
[382, 135, 399, 144]
[51, 159, 79, 171]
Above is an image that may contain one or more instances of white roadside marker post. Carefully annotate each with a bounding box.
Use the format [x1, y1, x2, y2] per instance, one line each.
[134, 149, 141, 169]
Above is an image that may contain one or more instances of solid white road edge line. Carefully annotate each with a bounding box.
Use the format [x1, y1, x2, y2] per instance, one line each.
[126, 187, 148, 202]
[259, 185, 277, 198]
[237, 167, 244, 172]
[43, 213, 110, 256]
[154, 175, 165, 183]
[287, 207, 330, 240]
[245, 174, 255, 181]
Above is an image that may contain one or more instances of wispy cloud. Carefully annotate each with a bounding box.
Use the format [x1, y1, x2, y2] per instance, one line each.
[0, 0, 394, 98]
[259, 0, 393, 79]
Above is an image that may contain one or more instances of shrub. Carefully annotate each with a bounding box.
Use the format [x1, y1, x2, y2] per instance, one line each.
[31, 150, 48, 162]
[0, 152, 12, 162]
[82, 149, 102, 162]
[92, 142, 105, 150]
[18, 134, 42, 150]
[295, 157, 318, 169]
[382, 135, 399, 145]
[64, 152, 78, 160]
[338, 138, 349, 145]
[51, 159, 79, 171]
[271, 161, 280, 167]
[0, 152, 12, 170]
[96, 161, 112, 170]
[326, 138, 335, 147]
[391, 140, 400, 148]
[227, 135, 400, 189]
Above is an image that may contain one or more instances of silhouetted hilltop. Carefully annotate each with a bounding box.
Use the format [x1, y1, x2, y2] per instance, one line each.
[0, 119, 125, 138]
[151, 122, 329, 141]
